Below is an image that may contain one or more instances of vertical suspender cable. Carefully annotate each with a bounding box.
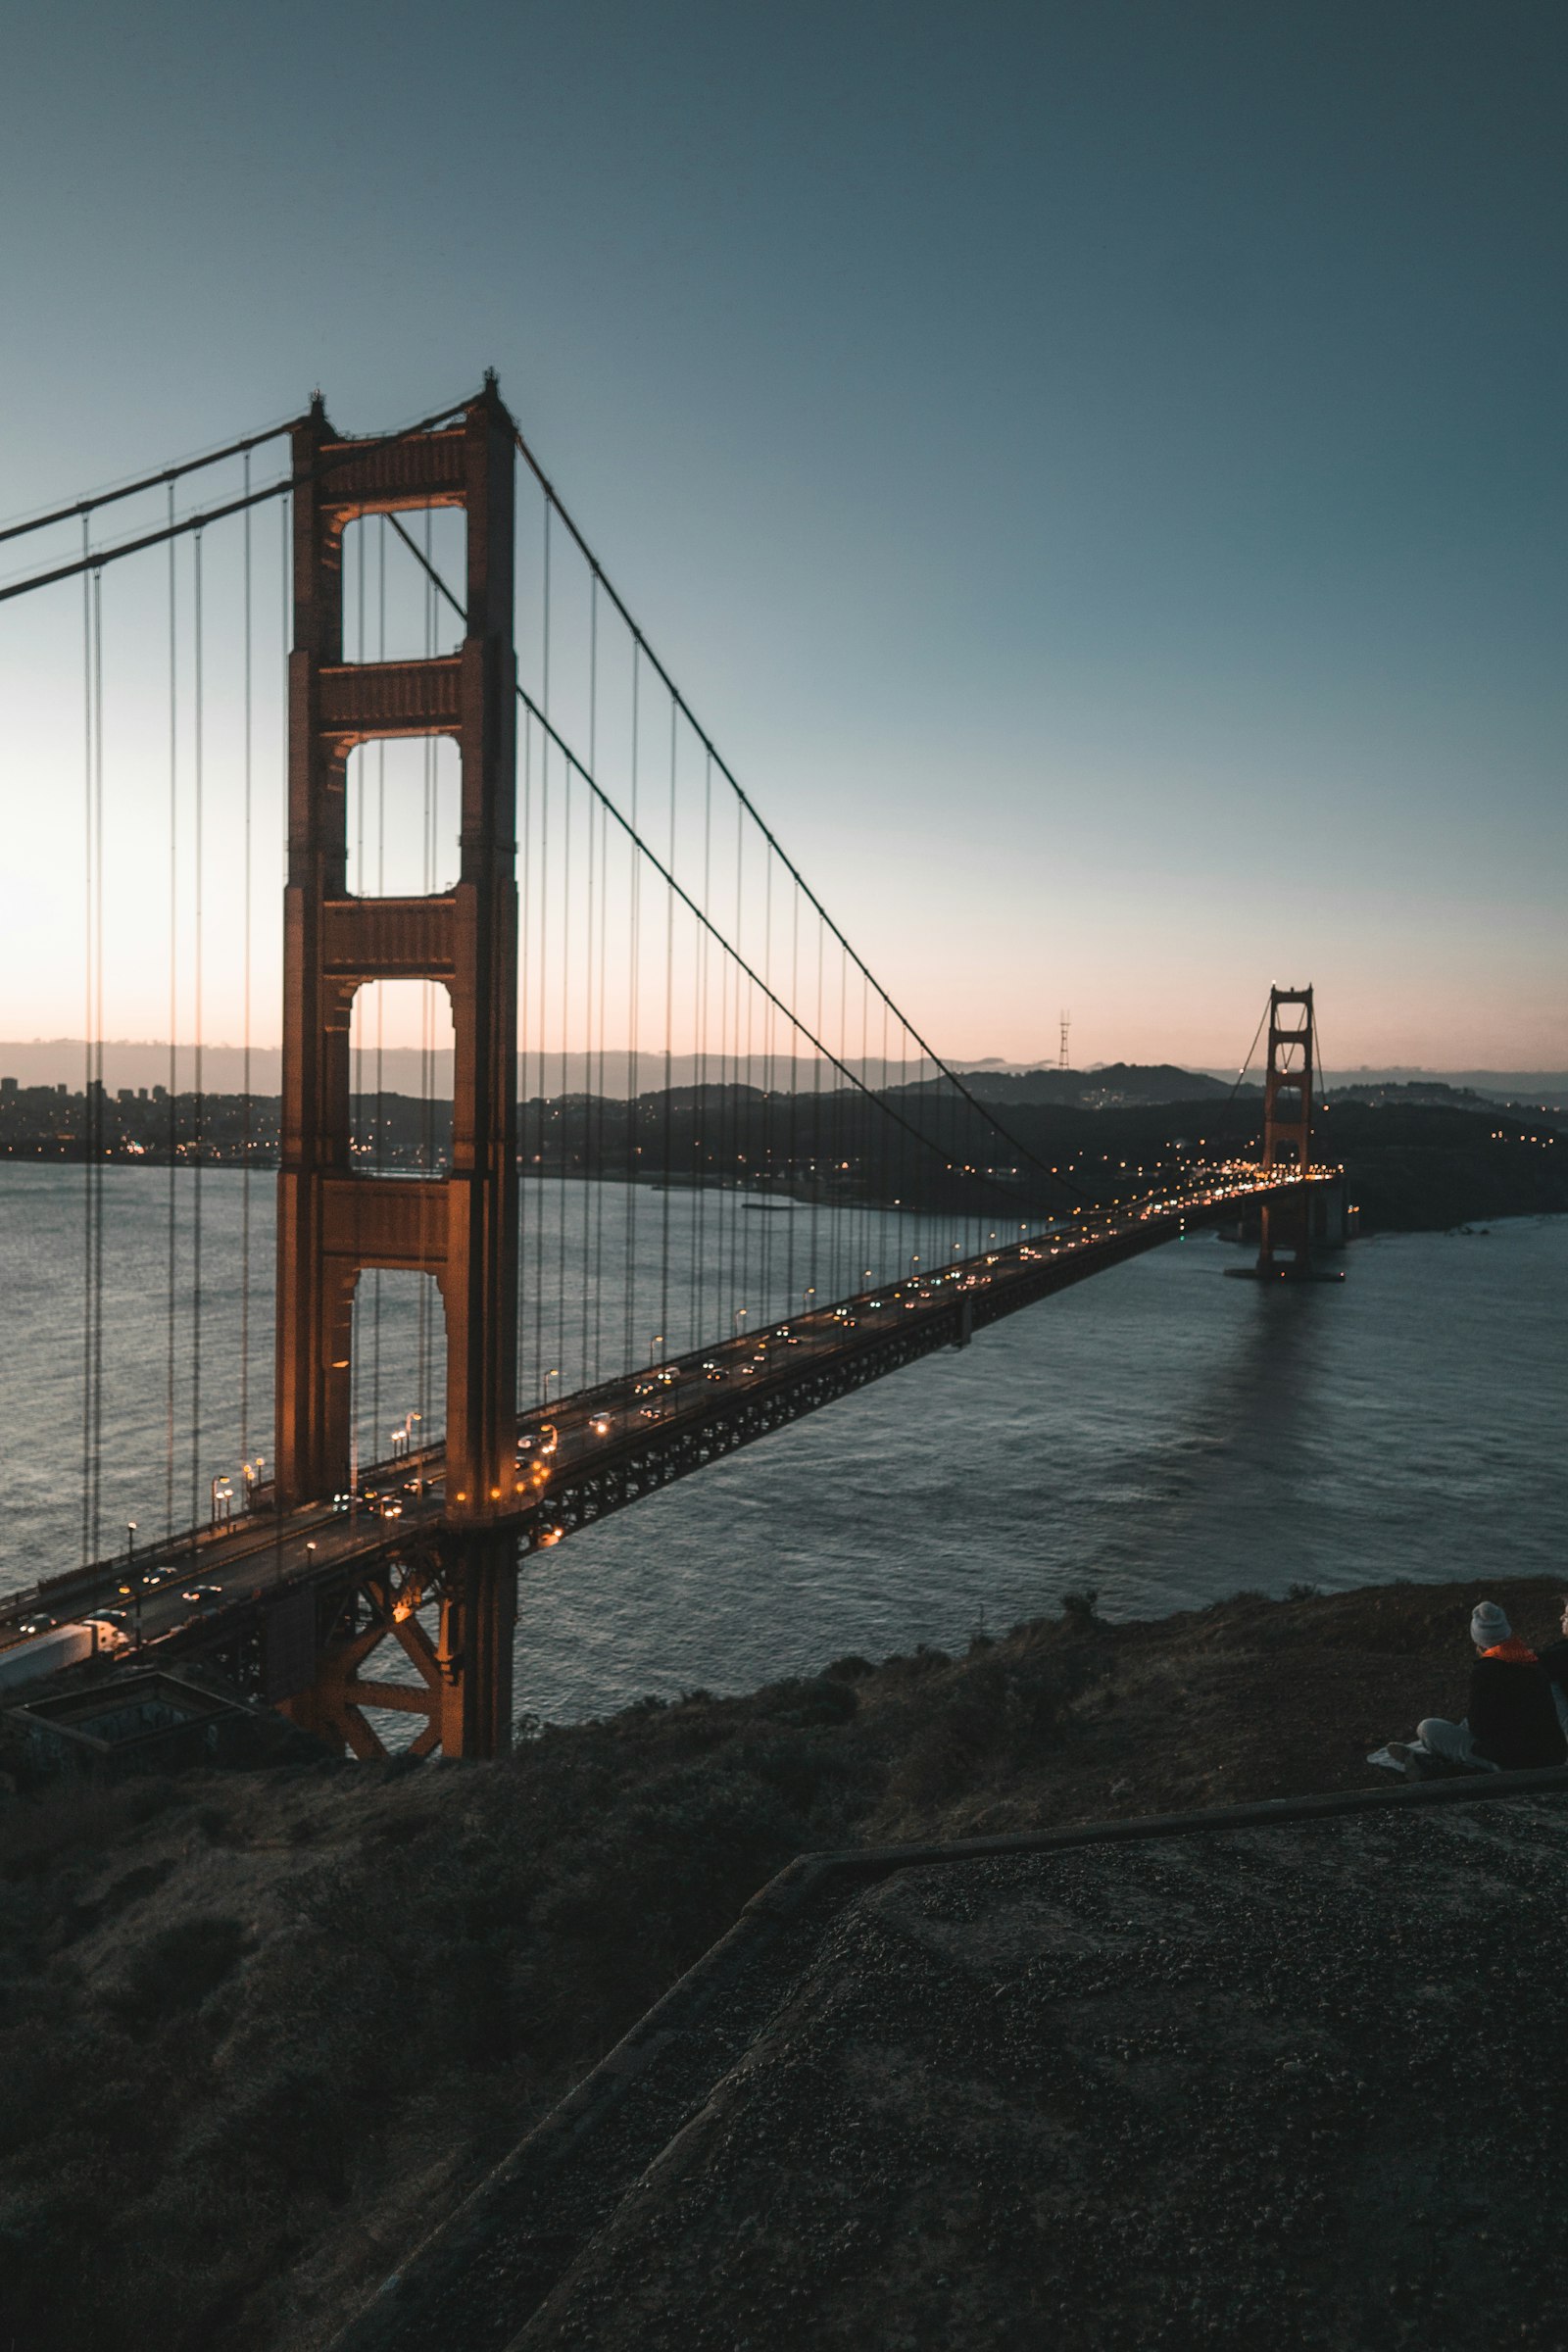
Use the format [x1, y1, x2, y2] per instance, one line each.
[414, 512, 432, 1459]
[728, 808, 743, 1326]
[687, 756, 706, 1348]
[760, 846, 773, 1317]
[372, 518, 386, 1451]
[280, 492, 290, 1486]
[589, 577, 606, 1386]
[742, 841, 757, 1319]
[858, 968, 869, 1293]
[595, 787, 609, 1383]
[786, 882, 800, 1320]
[624, 646, 640, 1376]
[240, 458, 253, 1470]
[91, 564, 105, 1561]
[79, 528, 96, 1565]
[517, 712, 531, 1407]
[660, 697, 675, 1358]
[165, 490, 178, 1541]
[349, 525, 364, 1475]
[581, 709, 596, 1385]
[535, 733, 550, 1401]
[92, 564, 106, 1561]
[695, 751, 712, 1347]
[190, 531, 205, 1529]
[543, 496, 562, 1392]
[879, 995, 890, 1291]
[559, 743, 571, 1388]
[811, 910, 824, 1313]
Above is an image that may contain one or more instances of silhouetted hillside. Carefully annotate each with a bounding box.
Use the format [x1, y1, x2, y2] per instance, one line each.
[2, 1574, 1564, 2352]
[949, 1060, 1240, 1107]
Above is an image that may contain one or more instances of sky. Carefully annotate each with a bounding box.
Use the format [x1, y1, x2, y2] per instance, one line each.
[0, 0, 1563, 1073]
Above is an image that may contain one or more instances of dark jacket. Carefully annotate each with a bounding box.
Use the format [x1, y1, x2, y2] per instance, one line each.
[1537, 1638, 1568, 1699]
[1468, 1652, 1568, 1770]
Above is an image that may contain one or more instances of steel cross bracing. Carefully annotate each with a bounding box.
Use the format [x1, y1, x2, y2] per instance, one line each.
[0, 1170, 1339, 1757]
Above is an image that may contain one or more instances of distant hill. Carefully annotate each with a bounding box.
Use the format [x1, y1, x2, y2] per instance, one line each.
[952, 1062, 1241, 1109]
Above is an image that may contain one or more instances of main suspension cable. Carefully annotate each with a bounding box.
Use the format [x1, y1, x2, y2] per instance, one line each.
[0, 415, 298, 551]
[383, 513, 1087, 1216]
[506, 422, 1085, 1203]
[0, 395, 475, 603]
[516, 680, 1046, 1211]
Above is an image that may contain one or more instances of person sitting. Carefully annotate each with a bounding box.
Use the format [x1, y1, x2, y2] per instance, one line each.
[1535, 1595, 1568, 1740]
[1395, 1601, 1567, 1775]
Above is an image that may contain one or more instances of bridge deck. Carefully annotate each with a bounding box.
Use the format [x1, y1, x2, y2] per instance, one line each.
[0, 1172, 1335, 1680]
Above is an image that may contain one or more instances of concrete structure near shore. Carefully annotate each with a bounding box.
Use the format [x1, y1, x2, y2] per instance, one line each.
[332, 1772, 1568, 2352]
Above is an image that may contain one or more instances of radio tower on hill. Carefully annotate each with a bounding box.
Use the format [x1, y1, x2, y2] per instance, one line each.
[1058, 1010, 1071, 1070]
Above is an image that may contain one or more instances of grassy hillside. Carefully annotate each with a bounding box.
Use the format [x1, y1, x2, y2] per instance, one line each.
[0, 1572, 1561, 2351]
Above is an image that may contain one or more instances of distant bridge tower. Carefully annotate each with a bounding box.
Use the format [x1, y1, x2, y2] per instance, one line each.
[1058, 1009, 1070, 1071]
[274, 381, 520, 1758]
[1255, 984, 1314, 1276]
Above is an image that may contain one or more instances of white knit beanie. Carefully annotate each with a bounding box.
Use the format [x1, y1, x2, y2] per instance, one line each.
[1472, 1601, 1511, 1649]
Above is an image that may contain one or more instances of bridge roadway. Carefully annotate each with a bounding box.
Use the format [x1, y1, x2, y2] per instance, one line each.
[0, 1167, 1333, 1687]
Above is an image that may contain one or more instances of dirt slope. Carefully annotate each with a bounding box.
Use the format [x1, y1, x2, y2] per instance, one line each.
[0, 1572, 1557, 2350]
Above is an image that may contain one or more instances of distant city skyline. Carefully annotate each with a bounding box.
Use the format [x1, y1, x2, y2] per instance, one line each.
[2, 2, 1563, 1069]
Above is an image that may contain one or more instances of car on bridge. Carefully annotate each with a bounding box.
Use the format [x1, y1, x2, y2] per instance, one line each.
[180, 1585, 225, 1607]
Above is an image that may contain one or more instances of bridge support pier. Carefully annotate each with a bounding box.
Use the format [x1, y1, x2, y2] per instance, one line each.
[437, 1531, 518, 1759]
[1221, 983, 1345, 1284]
[1254, 984, 1317, 1280]
[273, 380, 522, 1759]
[276, 1529, 518, 1761]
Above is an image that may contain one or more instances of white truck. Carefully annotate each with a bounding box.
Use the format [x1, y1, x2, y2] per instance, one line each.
[0, 1619, 130, 1694]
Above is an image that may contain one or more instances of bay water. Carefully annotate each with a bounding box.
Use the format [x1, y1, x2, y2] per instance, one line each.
[1, 1165, 1561, 1723]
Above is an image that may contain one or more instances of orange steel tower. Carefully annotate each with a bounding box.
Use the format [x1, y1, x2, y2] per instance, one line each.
[275, 381, 519, 1756]
[1255, 984, 1314, 1276]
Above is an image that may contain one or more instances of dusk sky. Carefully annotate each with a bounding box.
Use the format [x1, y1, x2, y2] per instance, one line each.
[1, 0, 1563, 1072]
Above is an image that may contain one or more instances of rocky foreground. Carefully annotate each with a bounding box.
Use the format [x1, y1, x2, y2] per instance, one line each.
[1, 1574, 1562, 2351]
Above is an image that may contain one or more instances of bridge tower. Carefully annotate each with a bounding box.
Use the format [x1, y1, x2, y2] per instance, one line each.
[274, 382, 520, 1757]
[1255, 984, 1315, 1276]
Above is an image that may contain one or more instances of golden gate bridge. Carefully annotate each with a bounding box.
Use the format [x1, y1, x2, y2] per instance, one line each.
[0, 379, 1339, 1756]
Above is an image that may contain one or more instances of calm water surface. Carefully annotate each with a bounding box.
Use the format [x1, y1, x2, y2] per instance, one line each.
[1, 1166, 1562, 1723]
